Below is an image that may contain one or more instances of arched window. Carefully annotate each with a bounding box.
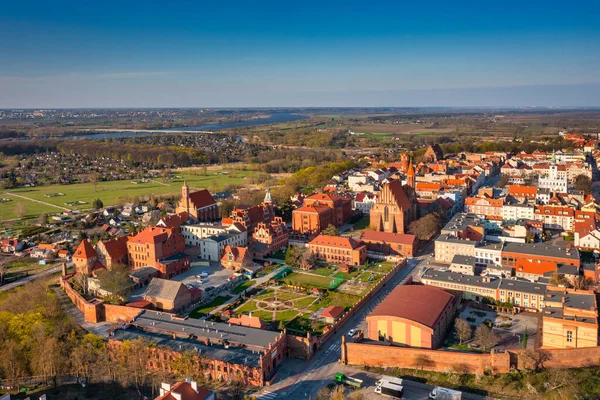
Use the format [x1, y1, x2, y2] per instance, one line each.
[384, 206, 389, 222]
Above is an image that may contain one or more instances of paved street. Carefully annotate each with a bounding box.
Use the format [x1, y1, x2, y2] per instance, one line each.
[0, 265, 62, 292]
[255, 243, 444, 400]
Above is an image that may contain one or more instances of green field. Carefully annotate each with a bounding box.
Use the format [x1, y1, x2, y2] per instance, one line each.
[0, 168, 258, 221]
[188, 295, 232, 318]
[231, 279, 256, 294]
[281, 272, 334, 289]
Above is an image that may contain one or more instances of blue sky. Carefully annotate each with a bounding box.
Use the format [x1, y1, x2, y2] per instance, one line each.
[1, 0, 599, 107]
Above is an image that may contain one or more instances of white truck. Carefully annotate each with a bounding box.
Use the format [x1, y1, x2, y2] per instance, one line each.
[428, 387, 462, 400]
[374, 376, 404, 398]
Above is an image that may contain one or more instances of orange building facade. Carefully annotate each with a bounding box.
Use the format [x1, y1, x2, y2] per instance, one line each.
[308, 235, 367, 266]
[127, 227, 189, 278]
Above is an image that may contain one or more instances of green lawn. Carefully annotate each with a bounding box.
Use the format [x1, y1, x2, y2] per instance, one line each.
[235, 300, 259, 314]
[281, 272, 334, 289]
[353, 215, 371, 230]
[293, 296, 317, 309]
[308, 292, 360, 312]
[309, 267, 335, 277]
[249, 310, 273, 322]
[0, 168, 258, 220]
[231, 280, 256, 294]
[367, 261, 396, 274]
[274, 309, 301, 324]
[188, 295, 232, 318]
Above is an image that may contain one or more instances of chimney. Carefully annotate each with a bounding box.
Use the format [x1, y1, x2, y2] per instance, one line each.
[172, 393, 182, 400]
[191, 381, 198, 392]
[160, 383, 171, 394]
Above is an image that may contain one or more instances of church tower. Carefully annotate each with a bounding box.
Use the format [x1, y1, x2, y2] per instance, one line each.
[406, 159, 416, 189]
[181, 181, 190, 211]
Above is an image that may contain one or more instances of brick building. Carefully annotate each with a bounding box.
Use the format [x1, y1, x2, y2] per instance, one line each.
[250, 217, 288, 258]
[308, 235, 367, 266]
[370, 176, 418, 235]
[95, 236, 128, 269]
[291, 193, 352, 235]
[224, 190, 274, 232]
[127, 227, 190, 278]
[109, 310, 287, 387]
[220, 245, 253, 271]
[143, 278, 197, 312]
[501, 242, 580, 269]
[175, 182, 218, 222]
[366, 285, 457, 349]
[359, 230, 417, 258]
[73, 239, 102, 275]
[542, 287, 599, 349]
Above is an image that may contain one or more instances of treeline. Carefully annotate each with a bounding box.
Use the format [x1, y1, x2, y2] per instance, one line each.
[439, 136, 569, 155]
[249, 148, 349, 173]
[251, 128, 352, 148]
[57, 140, 208, 167]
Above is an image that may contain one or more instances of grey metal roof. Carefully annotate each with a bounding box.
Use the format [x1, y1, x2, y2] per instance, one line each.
[160, 252, 189, 264]
[498, 279, 546, 295]
[477, 242, 504, 251]
[442, 213, 483, 232]
[502, 242, 580, 261]
[436, 234, 478, 246]
[451, 255, 476, 266]
[422, 269, 500, 290]
[111, 328, 263, 367]
[131, 310, 281, 350]
[129, 266, 159, 280]
[564, 293, 596, 311]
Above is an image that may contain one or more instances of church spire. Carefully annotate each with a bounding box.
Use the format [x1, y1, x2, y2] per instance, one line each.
[406, 157, 416, 189]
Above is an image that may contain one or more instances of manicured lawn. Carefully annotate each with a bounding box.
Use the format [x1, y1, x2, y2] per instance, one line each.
[367, 261, 396, 274]
[254, 289, 304, 301]
[310, 267, 335, 277]
[358, 271, 377, 283]
[1, 168, 258, 220]
[235, 300, 258, 314]
[293, 296, 316, 309]
[281, 272, 334, 289]
[308, 292, 360, 312]
[188, 295, 232, 318]
[231, 280, 256, 294]
[273, 310, 301, 324]
[250, 310, 273, 322]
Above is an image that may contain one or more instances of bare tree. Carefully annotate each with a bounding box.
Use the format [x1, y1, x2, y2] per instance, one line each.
[0, 258, 8, 284]
[89, 173, 100, 192]
[522, 349, 552, 372]
[474, 325, 497, 351]
[454, 318, 472, 345]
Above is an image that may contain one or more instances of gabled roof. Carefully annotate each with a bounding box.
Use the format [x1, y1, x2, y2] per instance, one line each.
[321, 305, 344, 319]
[360, 230, 416, 245]
[382, 179, 412, 209]
[73, 239, 97, 260]
[156, 381, 213, 400]
[144, 278, 189, 302]
[188, 189, 216, 209]
[129, 227, 171, 244]
[99, 236, 128, 260]
[294, 204, 332, 214]
[221, 245, 249, 263]
[158, 212, 189, 229]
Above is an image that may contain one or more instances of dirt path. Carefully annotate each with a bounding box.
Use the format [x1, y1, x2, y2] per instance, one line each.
[4, 192, 72, 212]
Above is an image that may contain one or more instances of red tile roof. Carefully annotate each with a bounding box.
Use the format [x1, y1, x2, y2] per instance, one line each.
[321, 305, 344, 319]
[100, 236, 128, 260]
[368, 285, 454, 330]
[360, 230, 416, 245]
[156, 382, 213, 400]
[188, 189, 216, 209]
[73, 239, 97, 260]
[309, 235, 365, 250]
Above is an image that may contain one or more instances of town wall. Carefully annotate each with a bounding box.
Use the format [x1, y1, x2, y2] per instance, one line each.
[344, 341, 510, 374]
[103, 304, 143, 323]
[60, 277, 103, 323]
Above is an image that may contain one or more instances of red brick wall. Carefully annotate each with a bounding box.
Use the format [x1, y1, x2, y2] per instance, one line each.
[60, 278, 103, 323]
[344, 342, 510, 374]
[103, 304, 143, 323]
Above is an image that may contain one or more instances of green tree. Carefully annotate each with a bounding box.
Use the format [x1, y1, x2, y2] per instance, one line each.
[322, 224, 339, 236]
[93, 198, 104, 209]
[574, 174, 592, 194]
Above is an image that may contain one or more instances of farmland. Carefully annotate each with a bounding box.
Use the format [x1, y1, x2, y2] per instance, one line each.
[0, 168, 258, 221]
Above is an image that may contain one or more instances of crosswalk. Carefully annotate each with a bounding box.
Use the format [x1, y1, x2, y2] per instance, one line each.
[326, 343, 341, 353]
[258, 391, 279, 400]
